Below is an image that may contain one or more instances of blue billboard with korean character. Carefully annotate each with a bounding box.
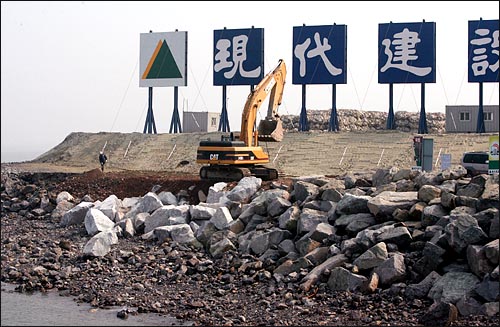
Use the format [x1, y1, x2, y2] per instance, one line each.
[292, 24, 347, 85]
[468, 19, 499, 83]
[378, 22, 436, 84]
[213, 27, 264, 86]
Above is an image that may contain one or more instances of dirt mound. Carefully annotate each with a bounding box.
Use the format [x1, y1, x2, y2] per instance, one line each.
[49, 168, 294, 204]
[53, 170, 215, 204]
[81, 168, 104, 179]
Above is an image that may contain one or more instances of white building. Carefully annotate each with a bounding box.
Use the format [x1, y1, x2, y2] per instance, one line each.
[182, 111, 220, 132]
[445, 105, 499, 133]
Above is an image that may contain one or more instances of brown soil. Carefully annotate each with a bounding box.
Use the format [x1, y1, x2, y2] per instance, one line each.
[36, 168, 292, 205]
[52, 168, 215, 204]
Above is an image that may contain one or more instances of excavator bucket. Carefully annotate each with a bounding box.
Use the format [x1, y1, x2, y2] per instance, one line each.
[257, 119, 284, 142]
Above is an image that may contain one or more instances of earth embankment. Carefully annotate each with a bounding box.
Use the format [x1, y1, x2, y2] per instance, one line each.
[3, 130, 492, 176]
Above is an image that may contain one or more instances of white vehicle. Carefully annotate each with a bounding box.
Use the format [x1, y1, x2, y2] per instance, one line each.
[461, 151, 489, 176]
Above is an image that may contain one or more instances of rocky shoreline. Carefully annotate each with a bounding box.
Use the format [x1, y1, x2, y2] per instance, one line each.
[1, 166, 498, 326]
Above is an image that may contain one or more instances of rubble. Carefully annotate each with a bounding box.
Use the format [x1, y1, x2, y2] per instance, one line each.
[1, 165, 498, 326]
[282, 109, 446, 133]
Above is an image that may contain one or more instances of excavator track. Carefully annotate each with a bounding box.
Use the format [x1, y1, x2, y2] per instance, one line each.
[200, 166, 251, 182]
[200, 165, 278, 182]
[248, 165, 278, 180]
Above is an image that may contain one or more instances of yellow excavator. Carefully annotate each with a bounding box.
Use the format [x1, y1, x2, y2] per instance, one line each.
[196, 59, 287, 181]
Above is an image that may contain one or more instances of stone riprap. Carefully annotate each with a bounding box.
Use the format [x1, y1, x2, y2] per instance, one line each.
[1, 166, 499, 326]
[282, 109, 446, 133]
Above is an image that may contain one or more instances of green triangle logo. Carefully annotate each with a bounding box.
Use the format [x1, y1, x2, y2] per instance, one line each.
[144, 40, 182, 79]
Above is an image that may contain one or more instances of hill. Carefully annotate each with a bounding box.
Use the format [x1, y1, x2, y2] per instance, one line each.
[4, 130, 492, 177]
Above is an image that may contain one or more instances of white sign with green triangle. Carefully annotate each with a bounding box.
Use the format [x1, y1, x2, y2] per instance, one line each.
[139, 31, 187, 87]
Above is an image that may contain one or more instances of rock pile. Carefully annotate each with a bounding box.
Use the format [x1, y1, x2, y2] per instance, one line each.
[282, 109, 446, 133]
[1, 168, 499, 326]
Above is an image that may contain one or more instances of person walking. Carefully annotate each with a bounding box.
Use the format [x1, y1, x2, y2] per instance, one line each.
[99, 151, 107, 172]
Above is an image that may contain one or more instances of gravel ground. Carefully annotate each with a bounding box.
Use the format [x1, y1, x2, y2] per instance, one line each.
[1, 167, 498, 326]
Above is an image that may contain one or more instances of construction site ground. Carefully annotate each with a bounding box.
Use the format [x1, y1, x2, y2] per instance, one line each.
[4, 130, 493, 177]
[1, 130, 498, 327]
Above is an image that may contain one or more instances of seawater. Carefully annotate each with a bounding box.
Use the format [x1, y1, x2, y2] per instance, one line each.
[1, 150, 41, 164]
[1, 282, 191, 326]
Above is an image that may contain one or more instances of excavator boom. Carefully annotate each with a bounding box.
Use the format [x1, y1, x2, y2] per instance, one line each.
[241, 59, 287, 145]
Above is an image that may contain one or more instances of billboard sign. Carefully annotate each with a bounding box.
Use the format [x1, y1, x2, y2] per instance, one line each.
[213, 28, 264, 86]
[468, 19, 499, 83]
[292, 24, 347, 85]
[378, 22, 436, 84]
[139, 31, 188, 87]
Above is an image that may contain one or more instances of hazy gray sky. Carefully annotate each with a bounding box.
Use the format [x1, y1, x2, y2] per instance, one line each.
[1, 1, 499, 162]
